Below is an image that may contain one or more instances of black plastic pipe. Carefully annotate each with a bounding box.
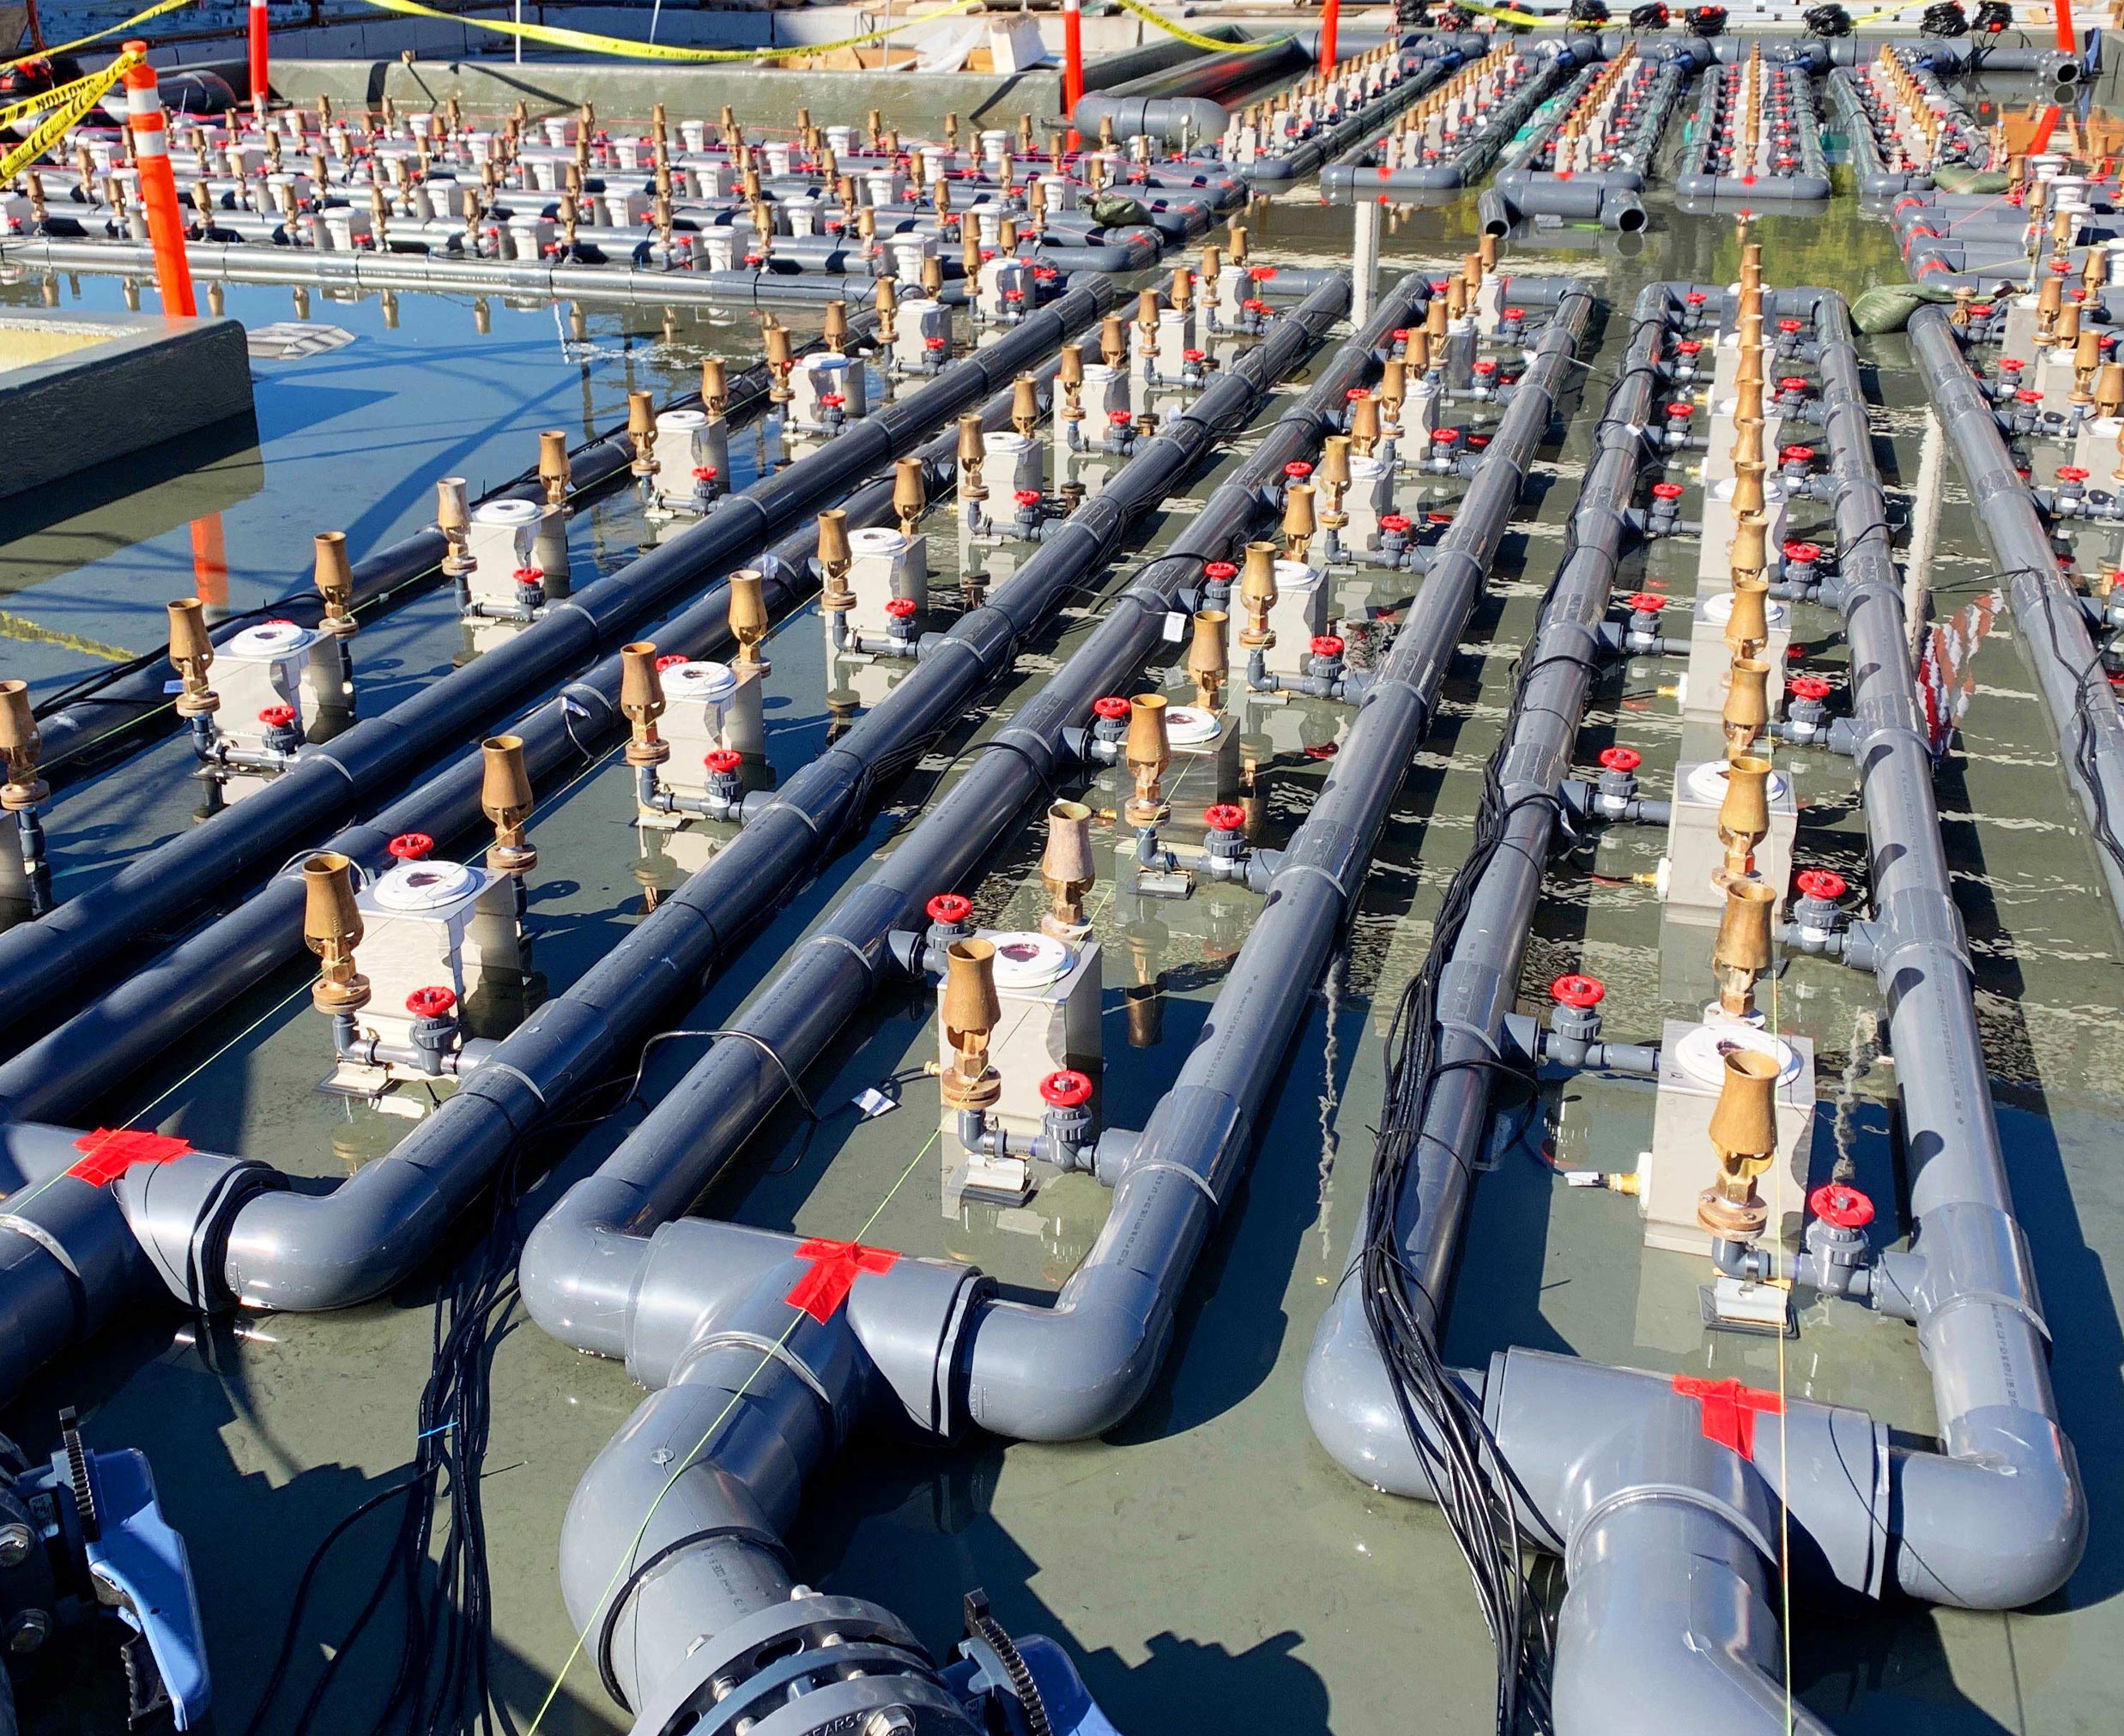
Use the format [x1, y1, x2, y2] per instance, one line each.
[30, 326, 859, 783]
[0, 282, 1112, 1055]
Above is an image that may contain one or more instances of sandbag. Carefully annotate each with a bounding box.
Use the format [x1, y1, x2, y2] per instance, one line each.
[1933, 163, 2011, 195]
[1851, 283, 1957, 334]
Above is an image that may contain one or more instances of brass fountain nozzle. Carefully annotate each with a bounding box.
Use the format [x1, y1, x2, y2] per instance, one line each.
[874, 276, 899, 347]
[0, 680, 46, 811]
[1189, 608, 1230, 713]
[1238, 541, 1279, 650]
[1013, 372, 1040, 439]
[627, 389, 657, 478]
[729, 569, 770, 668]
[1379, 360, 1406, 432]
[1407, 327, 1432, 377]
[818, 509, 855, 614]
[1712, 871, 1777, 1020]
[1717, 755, 1773, 877]
[303, 850, 371, 1014]
[620, 641, 670, 767]
[313, 530, 357, 638]
[824, 298, 849, 357]
[894, 457, 928, 539]
[941, 937, 1004, 1112]
[765, 324, 795, 402]
[1729, 510, 1770, 587]
[1041, 799, 1098, 940]
[699, 356, 728, 422]
[539, 430, 571, 507]
[482, 735, 538, 876]
[1058, 342, 1086, 420]
[1725, 574, 1773, 661]
[437, 477, 473, 578]
[958, 414, 988, 503]
[167, 598, 221, 718]
[1124, 693, 1172, 827]
[1100, 312, 1128, 371]
[2097, 361, 2124, 422]
[1697, 1046, 1782, 1241]
[922, 257, 944, 302]
[1282, 482, 1316, 566]
[1730, 458, 1768, 520]
[1722, 656, 1771, 759]
[1318, 435, 1352, 524]
[1350, 390, 1382, 460]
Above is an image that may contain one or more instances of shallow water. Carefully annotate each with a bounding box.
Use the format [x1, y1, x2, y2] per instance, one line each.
[3, 79, 2123, 1736]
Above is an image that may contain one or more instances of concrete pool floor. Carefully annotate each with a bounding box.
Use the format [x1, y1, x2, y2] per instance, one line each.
[3, 93, 2122, 1736]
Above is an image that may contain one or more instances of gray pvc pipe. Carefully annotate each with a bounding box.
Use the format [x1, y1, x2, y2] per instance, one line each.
[0, 282, 1113, 1054]
[1072, 37, 1312, 145]
[0, 356, 1058, 1134]
[1909, 306, 2124, 935]
[29, 330, 830, 783]
[1318, 46, 1582, 202]
[0, 384, 1057, 1409]
[1305, 283, 1667, 1487]
[519, 271, 1377, 1363]
[1239, 45, 1465, 188]
[962, 285, 1597, 1442]
[1305, 289, 2087, 1624]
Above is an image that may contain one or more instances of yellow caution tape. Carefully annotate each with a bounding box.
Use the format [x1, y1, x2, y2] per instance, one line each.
[1104, 0, 1280, 52]
[3, 0, 197, 74]
[1451, 2, 1553, 24]
[0, 50, 136, 185]
[354, 0, 985, 64]
[0, 57, 135, 131]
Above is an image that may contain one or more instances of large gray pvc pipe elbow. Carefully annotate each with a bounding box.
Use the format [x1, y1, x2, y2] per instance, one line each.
[1554, 1498, 1838, 1736]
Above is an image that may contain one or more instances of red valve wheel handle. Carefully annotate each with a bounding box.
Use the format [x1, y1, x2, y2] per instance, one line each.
[1598, 747, 1642, 774]
[1795, 867, 1848, 900]
[1203, 561, 1238, 582]
[1808, 1182, 1875, 1230]
[1788, 675, 1833, 702]
[1092, 696, 1132, 721]
[259, 704, 298, 727]
[656, 653, 690, 671]
[406, 985, 459, 1019]
[1310, 634, 1346, 658]
[1625, 592, 1667, 613]
[1203, 803, 1246, 833]
[886, 597, 919, 620]
[926, 892, 972, 926]
[1040, 1068, 1095, 1109]
[387, 833, 435, 861]
[705, 748, 743, 775]
[1551, 973, 1606, 1009]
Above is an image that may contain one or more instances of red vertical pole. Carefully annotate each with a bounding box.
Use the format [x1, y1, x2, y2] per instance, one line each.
[1322, 0, 1340, 74]
[122, 45, 197, 318]
[249, 0, 269, 113]
[1062, 0, 1083, 154]
[1062, 0, 1084, 118]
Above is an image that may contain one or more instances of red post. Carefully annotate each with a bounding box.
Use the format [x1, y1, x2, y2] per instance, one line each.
[1322, 0, 1340, 74]
[1062, 0, 1083, 154]
[249, 0, 269, 113]
[122, 45, 197, 318]
[191, 513, 229, 614]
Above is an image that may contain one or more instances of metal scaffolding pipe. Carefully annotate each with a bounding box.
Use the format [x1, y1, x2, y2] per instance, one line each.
[0, 281, 1114, 1053]
[1908, 305, 2124, 936]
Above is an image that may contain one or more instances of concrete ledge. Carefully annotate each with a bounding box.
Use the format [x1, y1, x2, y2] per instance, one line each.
[0, 312, 255, 503]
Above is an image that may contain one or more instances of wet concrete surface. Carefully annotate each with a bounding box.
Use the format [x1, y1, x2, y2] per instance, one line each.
[3, 79, 2123, 1736]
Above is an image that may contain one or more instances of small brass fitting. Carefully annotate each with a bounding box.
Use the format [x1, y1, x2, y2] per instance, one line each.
[894, 457, 928, 538]
[1040, 799, 1097, 939]
[436, 478, 473, 578]
[729, 570, 770, 668]
[1188, 608, 1230, 712]
[482, 735, 538, 875]
[0, 680, 46, 811]
[167, 598, 220, 717]
[539, 430, 570, 507]
[818, 510, 855, 614]
[313, 531, 357, 638]
[620, 642, 670, 767]
[1717, 756, 1773, 877]
[940, 937, 1003, 1112]
[1238, 541, 1279, 650]
[1124, 693, 1171, 827]
[1697, 1046, 1782, 1241]
[1711, 871, 1776, 1019]
[303, 851, 370, 1013]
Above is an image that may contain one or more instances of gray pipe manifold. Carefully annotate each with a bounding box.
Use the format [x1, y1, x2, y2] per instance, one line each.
[1303, 286, 2086, 1736]
[1670, 59, 1833, 209]
[1486, 47, 1695, 233]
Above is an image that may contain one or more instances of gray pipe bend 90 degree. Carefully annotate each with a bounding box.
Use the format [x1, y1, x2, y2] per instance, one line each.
[1303, 289, 2086, 1648]
[0, 282, 1116, 1056]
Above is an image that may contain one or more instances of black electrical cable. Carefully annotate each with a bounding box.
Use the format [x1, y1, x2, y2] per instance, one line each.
[1355, 449, 1631, 1736]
